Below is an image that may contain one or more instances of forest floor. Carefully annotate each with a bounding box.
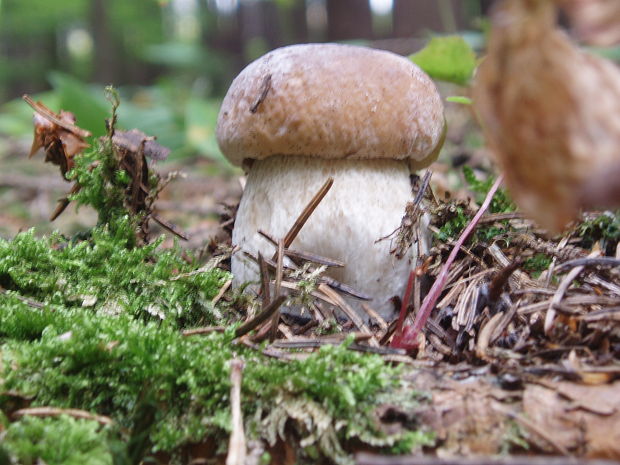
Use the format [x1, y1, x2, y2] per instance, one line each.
[1, 101, 619, 465]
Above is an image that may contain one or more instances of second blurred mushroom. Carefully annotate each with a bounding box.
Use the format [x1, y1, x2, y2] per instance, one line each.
[473, 0, 620, 233]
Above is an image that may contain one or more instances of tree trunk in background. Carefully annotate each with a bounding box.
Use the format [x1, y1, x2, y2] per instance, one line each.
[326, 0, 372, 41]
[90, 0, 117, 84]
[288, 0, 308, 44]
[238, 0, 283, 61]
[393, 0, 468, 37]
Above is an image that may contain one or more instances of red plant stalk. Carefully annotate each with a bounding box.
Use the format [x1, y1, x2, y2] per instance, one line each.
[392, 174, 505, 351]
[391, 269, 416, 348]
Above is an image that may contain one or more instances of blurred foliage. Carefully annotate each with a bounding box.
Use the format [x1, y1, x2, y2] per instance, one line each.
[0, 76, 229, 164]
[410, 35, 478, 86]
[0, 0, 235, 166]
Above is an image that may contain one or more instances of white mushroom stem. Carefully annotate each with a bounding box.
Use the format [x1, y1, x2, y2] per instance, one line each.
[232, 155, 428, 320]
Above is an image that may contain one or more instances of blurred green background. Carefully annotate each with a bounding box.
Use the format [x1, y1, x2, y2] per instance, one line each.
[0, 0, 492, 164]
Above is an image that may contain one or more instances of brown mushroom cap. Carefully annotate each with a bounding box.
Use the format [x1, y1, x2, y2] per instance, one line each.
[216, 43, 445, 167]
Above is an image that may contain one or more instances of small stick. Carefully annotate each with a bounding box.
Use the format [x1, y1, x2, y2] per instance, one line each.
[545, 250, 600, 334]
[211, 279, 232, 305]
[362, 303, 388, 332]
[272, 177, 334, 260]
[13, 407, 112, 426]
[50, 183, 81, 221]
[235, 295, 287, 338]
[394, 175, 504, 350]
[318, 283, 371, 334]
[0, 286, 45, 309]
[182, 326, 225, 336]
[23, 95, 92, 138]
[226, 359, 246, 465]
[556, 257, 620, 272]
[268, 240, 285, 341]
[151, 214, 189, 241]
[249, 74, 272, 114]
[258, 253, 271, 308]
[258, 231, 344, 267]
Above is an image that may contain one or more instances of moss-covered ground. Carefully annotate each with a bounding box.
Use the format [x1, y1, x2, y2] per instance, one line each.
[0, 127, 433, 465]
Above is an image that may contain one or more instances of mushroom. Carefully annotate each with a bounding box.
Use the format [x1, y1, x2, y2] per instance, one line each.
[216, 43, 445, 321]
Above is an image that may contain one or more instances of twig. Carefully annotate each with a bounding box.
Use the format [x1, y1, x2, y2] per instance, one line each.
[545, 250, 600, 334]
[13, 407, 112, 426]
[268, 240, 285, 341]
[272, 177, 334, 259]
[393, 175, 505, 350]
[249, 74, 272, 114]
[258, 252, 271, 307]
[258, 230, 344, 267]
[0, 287, 45, 309]
[234, 295, 287, 338]
[317, 283, 372, 335]
[211, 279, 232, 305]
[23, 95, 92, 138]
[556, 257, 620, 272]
[182, 326, 225, 337]
[226, 359, 246, 465]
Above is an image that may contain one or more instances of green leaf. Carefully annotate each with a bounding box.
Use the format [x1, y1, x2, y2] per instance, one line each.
[48, 72, 109, 137]
[410, 36, 477, 86]
[446, 96, 473, 105]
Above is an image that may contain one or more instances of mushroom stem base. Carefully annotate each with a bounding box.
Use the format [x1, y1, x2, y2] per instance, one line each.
[232, 155, 427, 321]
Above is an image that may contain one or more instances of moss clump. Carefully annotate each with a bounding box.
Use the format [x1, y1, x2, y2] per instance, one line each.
[578, 210, 620, 255]
[0, 98, 434, 464]
[1, 298, 430, 462]
[435, 167, 516, 244]
[2, 415, 113, 465]
[0, 227, 229, 327]
[523, 253, 553, 278]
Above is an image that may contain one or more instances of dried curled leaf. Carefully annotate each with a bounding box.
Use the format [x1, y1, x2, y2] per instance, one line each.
[24, 95, 91, 178]
[560, 0, 620, 46]
[473, 0, 620, 232]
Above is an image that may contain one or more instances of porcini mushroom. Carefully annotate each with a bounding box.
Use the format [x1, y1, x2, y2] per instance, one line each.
[216, 43, 445, 320]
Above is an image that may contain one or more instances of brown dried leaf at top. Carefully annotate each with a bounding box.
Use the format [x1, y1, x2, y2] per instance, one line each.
[24, 95, 91, 179]
[473, 0, 620, 232]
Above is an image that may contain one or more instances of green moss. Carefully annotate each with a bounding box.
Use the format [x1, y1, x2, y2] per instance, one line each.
[0, 228, 229, 327]
[0, 96, 434, 464]
[463, 166, 515, 215]
[1, 307, 428, 462]
[523, 253, 553, 278]
[436, 167, 516, 243]
[578, 211, 620, 254]
[2, 415, 113, 465]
